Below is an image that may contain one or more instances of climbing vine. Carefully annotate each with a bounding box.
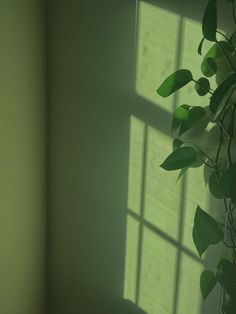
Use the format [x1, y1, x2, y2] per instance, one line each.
[157, 0, 236, 312]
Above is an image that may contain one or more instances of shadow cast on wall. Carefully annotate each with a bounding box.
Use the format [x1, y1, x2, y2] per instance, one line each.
[48, 0, 230, 314]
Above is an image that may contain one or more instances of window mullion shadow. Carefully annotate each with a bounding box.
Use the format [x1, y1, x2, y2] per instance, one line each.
[135, 123, 148, 305]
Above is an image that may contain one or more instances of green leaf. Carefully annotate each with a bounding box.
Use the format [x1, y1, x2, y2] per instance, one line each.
[217, 259, 236, 294]
[224, 298, 236, 314]
[202, 0, 217, 41]
[194, 77, 211, 96]
[198, 37, 205, 55]
[172, 139, 183, 151]
[157, 69, 193, 97]
[209, 73, 236, 115]
[193, 206, 224, 257]
[201, 57, 217, 77]
[172, 105, 190, 132]
[204, 41, 232, 60]
[179, 106, 206, 135]
[160, 147, 197, 171]
[221, 163, 236, 202]
[192, 226, 209, 257]
[227, 284, 236, 298]
[208, 171, 224, 199]
[177, 167, 188, 182]
[200, 270, 217, 301]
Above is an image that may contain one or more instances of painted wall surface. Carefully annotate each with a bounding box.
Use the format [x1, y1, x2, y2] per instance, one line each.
[0, 1, 47, 313]
[48, 0, 138, 313]
[48, 1, 234, 314]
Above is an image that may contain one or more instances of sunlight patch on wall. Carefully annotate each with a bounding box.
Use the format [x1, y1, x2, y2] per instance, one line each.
[123, 215, 139, 302]
[124, 2, 214, 313]
[177, 254, 204, 314]
[178, 18, 217, 106]
[135, 1, 180, 112]
[139, 227, 177, 314]
[183, 167, 210, 252]
[124, 114, 205, 313]
[144, 126, 181, 239]
[127, 115, 145, 215]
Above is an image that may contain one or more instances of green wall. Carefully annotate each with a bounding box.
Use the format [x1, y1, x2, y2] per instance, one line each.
[48, 1, 233, 314]
[0, 1, 231, 313]
[48, 0, 139, 313]
[0, 1, 47, 313]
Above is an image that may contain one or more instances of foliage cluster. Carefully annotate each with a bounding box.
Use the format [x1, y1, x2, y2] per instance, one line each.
[157, 0, 236, 312]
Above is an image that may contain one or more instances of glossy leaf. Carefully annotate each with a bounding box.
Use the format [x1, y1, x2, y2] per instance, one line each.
[172, 105, 190, 132]
[157, 69, 193, 97]
[200, 270, 217, 301]
[160, 147, 197, 171]
[209, 73, 236, 115]
[179, 106, 206, 135]
[193, 206, 224, 257]
[208, 171, 224, 199]
[201, 57, 217, 77]
[194, 77, 211, 96]
[202, 0, 217, 41]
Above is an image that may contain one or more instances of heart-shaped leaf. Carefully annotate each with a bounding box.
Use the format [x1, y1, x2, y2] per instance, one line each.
[209, 73, 236, 115]
[200, 270, 217, 301]
[172, 105, 190, 132]
[157, 69, 193, 97]
[193, 206, 224, 257]
[192, 226, 209, 257]
[202, 0, 217, 41]
[208, 171, 224, 199]
[179, 106, 206, 135]
[160, 147, 197, 171]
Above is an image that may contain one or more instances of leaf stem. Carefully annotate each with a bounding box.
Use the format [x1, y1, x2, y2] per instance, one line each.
[217, 40, 236, 72]
[233, 0, 236, 25]
[192, 79, 213, 95]
[217, 31, 235, 51]
[227, 103, 236, 166]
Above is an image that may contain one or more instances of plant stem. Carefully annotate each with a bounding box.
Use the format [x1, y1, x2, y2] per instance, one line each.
[217, 119, 231, 138]
[192, 79, 213, 95]
[222, 240, 235, 248]
[233, 0, 236, 25]
[227, 103, 236, 166]
[217, 31, 235, 51]
[217, 40, 236, 72]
